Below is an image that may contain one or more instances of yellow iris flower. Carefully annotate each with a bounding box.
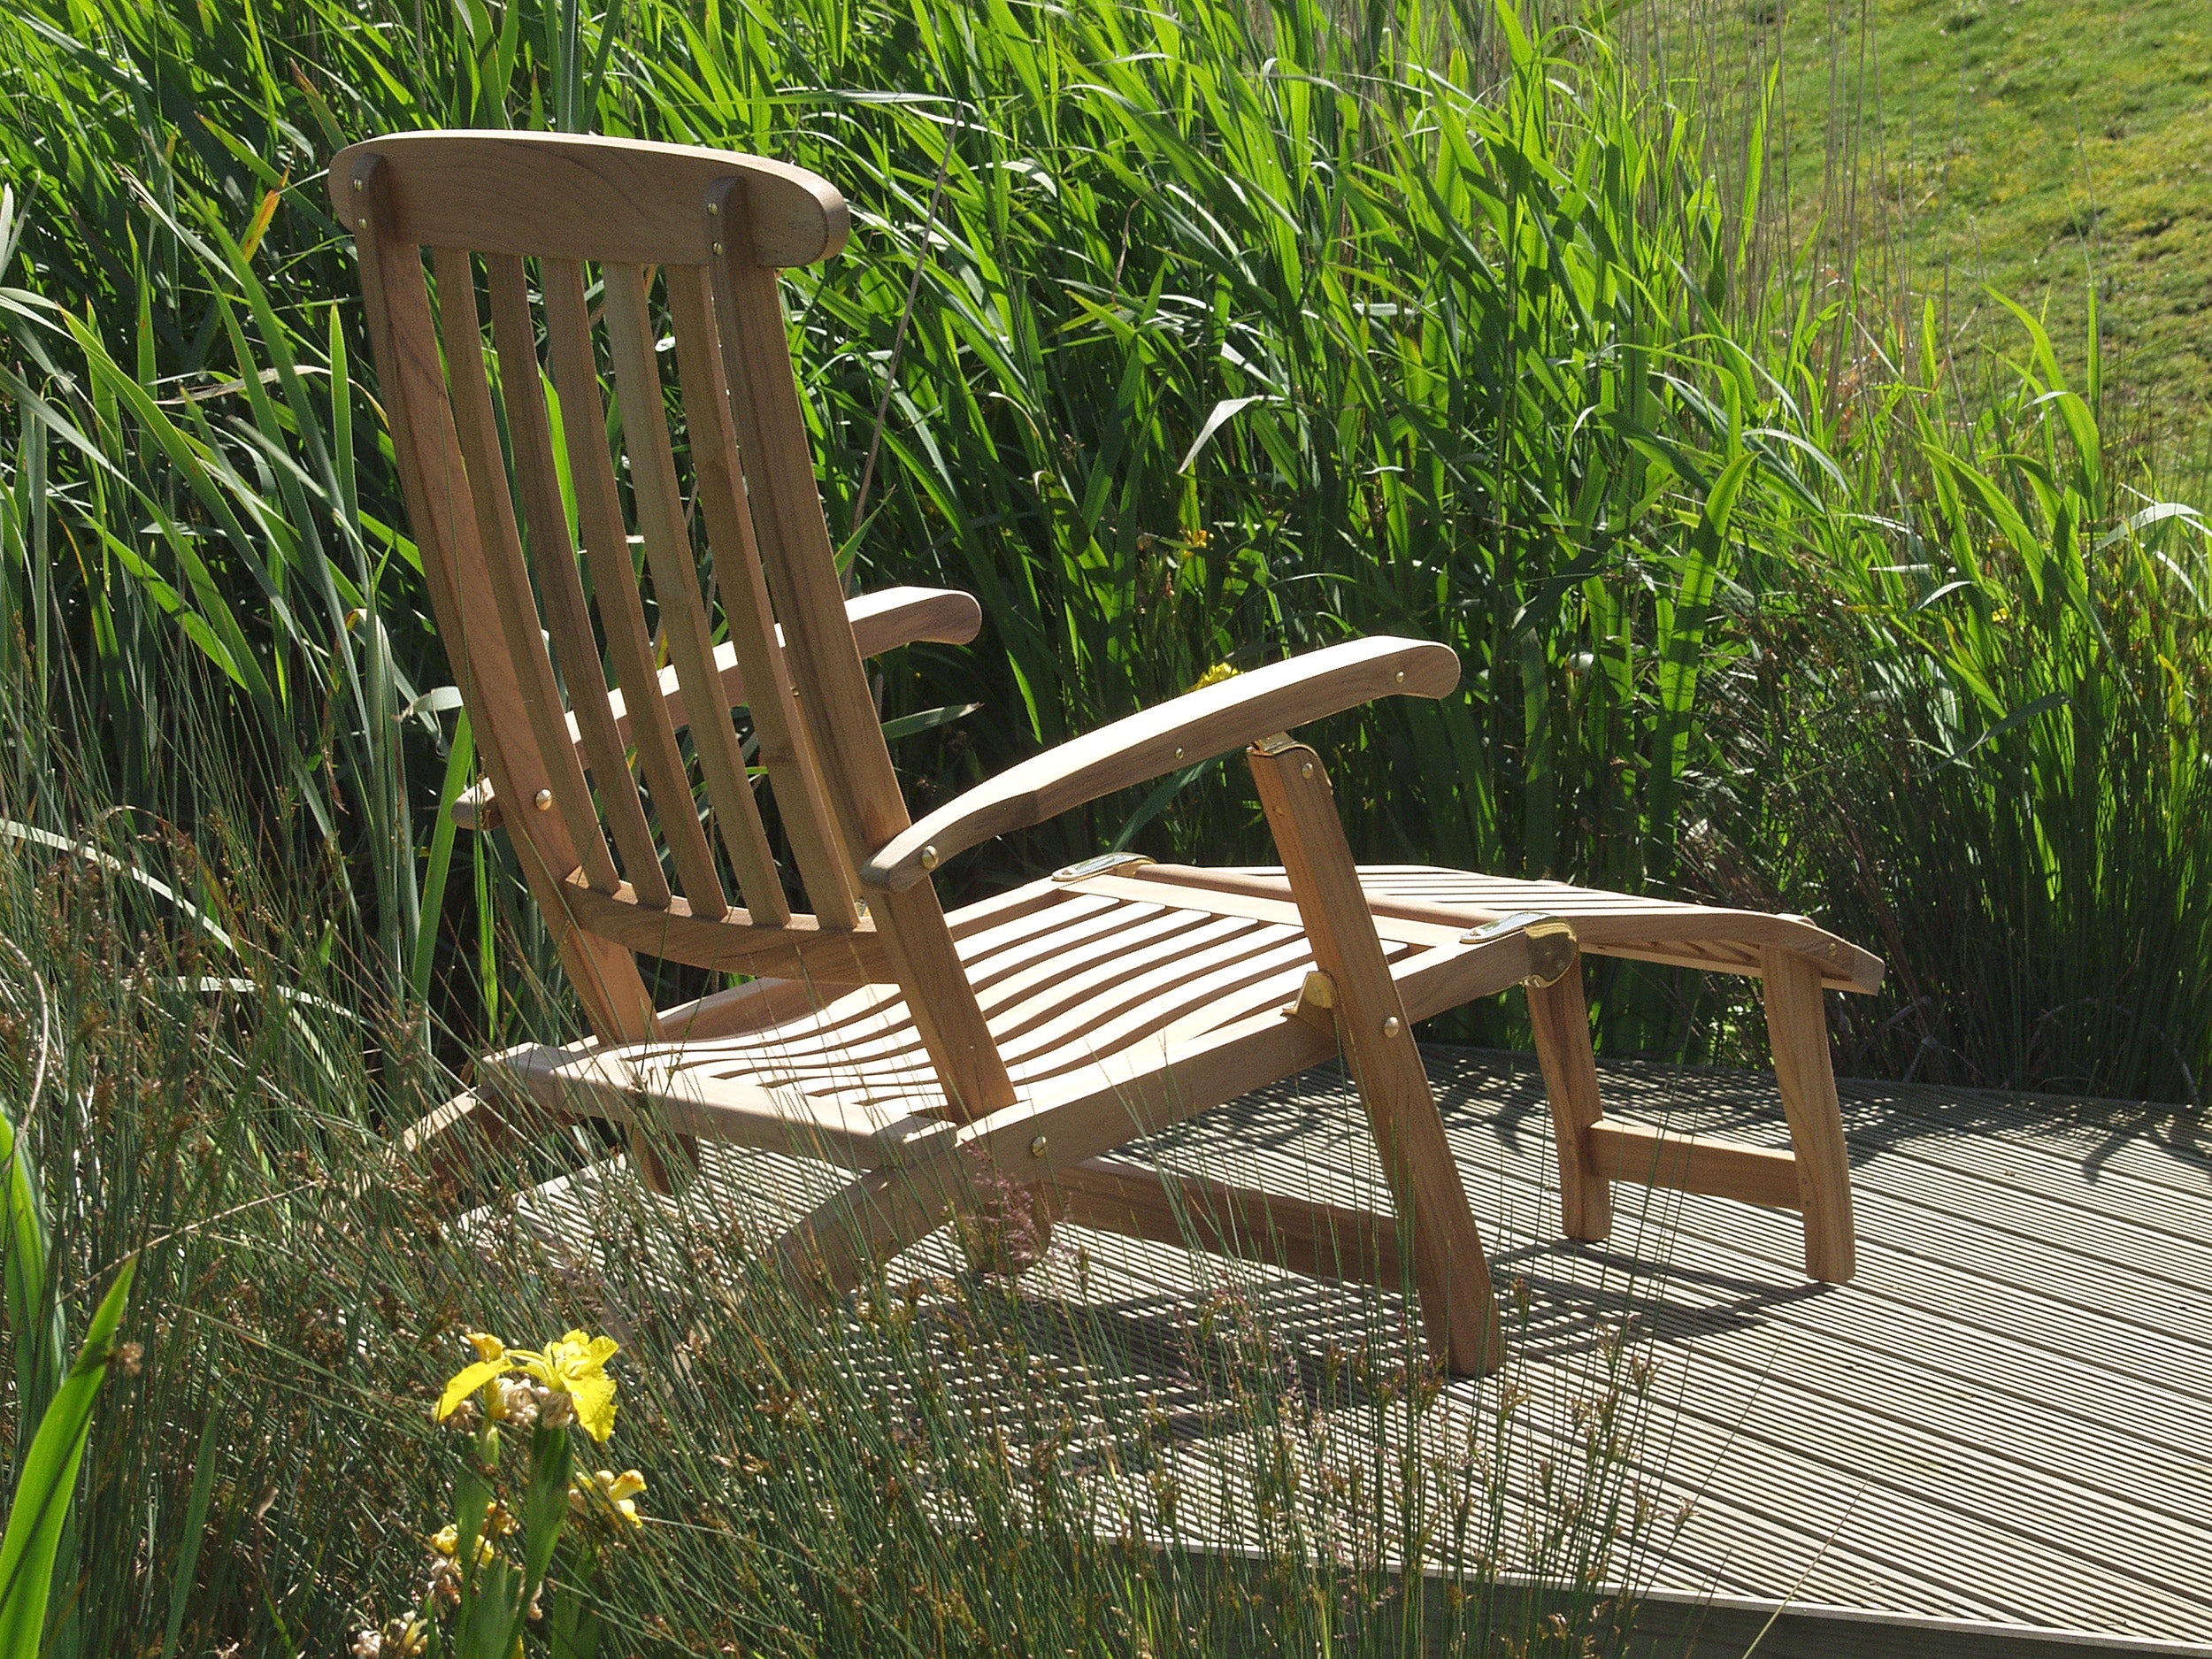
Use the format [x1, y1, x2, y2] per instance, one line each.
[570, 1467, 648, 1530]
[435, 1329, 622, 1442]
[427, 1524, 499, 1566]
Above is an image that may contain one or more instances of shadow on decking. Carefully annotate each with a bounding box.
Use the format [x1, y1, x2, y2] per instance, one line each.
[513, 1045, 2212, 1654]
[1037, 1048, 2212, 1651]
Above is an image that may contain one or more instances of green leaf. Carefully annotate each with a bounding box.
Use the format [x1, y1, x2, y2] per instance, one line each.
[0, 1260, 134, 1659]
[0, 1099, 63, 1438]
[879, 703, 981, 743]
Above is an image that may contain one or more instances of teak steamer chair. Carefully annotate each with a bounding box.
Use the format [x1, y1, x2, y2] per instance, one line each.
[335, 131, 1885, 1378]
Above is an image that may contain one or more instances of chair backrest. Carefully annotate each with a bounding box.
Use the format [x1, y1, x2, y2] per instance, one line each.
[333, 131, 1013, 1118]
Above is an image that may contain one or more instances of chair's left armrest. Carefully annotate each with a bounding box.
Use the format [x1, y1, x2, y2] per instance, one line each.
[861, 636, 1458, 894]
[453, 586, 982, 830]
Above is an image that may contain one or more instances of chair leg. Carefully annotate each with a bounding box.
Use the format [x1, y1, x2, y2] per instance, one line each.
[1525, 965, 1614, 1244]
[768, 1151, 973, 1300]
[1759, 948, 1856, 1282]
[391, 1082, 573, 1213]
[1050, 1156, 1406, 1287]
[1248, 740, 1504, 1378]
[626, 1127, 704, 1197]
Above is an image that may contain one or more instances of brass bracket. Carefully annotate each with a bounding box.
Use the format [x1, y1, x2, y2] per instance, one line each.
[1282, 968, 1339, 1033]
[1051, 852, 1156, 884]
[1463, 911, 1580, 989]
[1248, 732, 1300, 757]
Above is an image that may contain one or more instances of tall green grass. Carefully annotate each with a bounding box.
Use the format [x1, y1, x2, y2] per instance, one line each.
[0, 681, 1678, 1655]
[0, 0, 2204, 1647]
[0, 0, 2203, 1079]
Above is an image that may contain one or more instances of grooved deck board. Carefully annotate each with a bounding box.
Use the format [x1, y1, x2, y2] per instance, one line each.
[511, 1046, 2212, 1652]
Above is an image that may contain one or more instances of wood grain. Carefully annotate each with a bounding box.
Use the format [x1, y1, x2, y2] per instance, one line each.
[483, 250, 668, 904]
[454, 587, 983, 832]
[563, 876, 895, 983]
[864, 638, 1462, 894]
[1051, 1157, 1405, 1286]
[710, 238, 1015, 1117]
[1763, 946, 1858, 1280]
[667, 262, 856, 926]
[430, 245, 620, 895]
[348, 156, 654, 1041]
[1138, 864, 1884, 995]
[603, 262, 788, 924]
[1248, 741, 1502, 1376]
[1527, 964, 1615, 1242]
[326, 131, 847, 267]
[1585, 1119, 1804, 1210]
[542, 257, 729, 918]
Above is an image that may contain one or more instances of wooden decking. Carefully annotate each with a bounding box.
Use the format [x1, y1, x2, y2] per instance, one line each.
[517, 1047, 2212, 1655]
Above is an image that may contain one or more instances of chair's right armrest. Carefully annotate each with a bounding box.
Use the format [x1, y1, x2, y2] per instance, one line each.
[861, 637, 1459, 894]
[453, 586, 983, 830]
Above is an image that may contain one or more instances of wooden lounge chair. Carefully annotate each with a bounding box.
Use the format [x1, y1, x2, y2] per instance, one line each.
[334, 131, 1883, 1379]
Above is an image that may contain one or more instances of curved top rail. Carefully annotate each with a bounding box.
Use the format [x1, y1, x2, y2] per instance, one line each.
[327, 131, 849, 268]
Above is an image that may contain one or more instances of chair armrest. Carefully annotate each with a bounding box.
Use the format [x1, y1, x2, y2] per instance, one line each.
[453, 586, 982, 830]
[861, 636, 1459, 894]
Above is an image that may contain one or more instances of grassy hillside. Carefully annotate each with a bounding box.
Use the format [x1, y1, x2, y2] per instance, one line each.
[1645, 0, 2212, 456]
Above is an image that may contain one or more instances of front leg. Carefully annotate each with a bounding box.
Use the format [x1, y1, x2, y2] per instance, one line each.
[1246, 737, 1505, 1377]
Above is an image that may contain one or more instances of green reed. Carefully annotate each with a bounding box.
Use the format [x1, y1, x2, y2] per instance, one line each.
[0, 0, 2204, 1086]
[0, 665, 1674, 1655]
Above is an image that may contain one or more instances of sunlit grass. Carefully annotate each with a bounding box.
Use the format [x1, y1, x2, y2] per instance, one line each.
[1629, 0, 2212, 457]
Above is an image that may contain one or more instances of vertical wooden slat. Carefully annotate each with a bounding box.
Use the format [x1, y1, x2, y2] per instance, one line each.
[709, 229, 1015, 1117]
[665, 264, 857, 928]
[541, 257, 728, 919]
[483, 252, 670, 909]
[347, 158, 653, 1041]
[603, 262, 789, 926]
[1248, 739, 1504, 1377]
[431, 245, 619, 896]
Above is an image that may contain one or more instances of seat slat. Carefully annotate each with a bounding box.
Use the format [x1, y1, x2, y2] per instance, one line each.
[561, 877, 891, 981]
[491, 1043, 953, 1171]
[1006, 935, 1325, 1081]
[542, 257, 729, 918]
[986, 913, 1273, 1049]
[970, 907, 1245, 1027]
[666, 265, 857, 929]
[432, 248, 620, 895]
[484, 251, 669, 906]
[603, 262, 789, 926]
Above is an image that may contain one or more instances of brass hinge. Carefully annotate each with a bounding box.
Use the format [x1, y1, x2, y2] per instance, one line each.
[1282, 968, 1339, 1033]
[1463, 911, 1580, 988]
[1051, 852, 1156, 884]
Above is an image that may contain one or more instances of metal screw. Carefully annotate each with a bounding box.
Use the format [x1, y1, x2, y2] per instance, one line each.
[707, 200, 718, 215]
[1028, 1133, 1048, 1158]
[1394, 669, 1405, 683]
[920, 845, 939, 871]
[1300, 762, 1314, 778]
[533, 788, 554, 812]
[1381, 1016, 1402, 1038]
[712, 241, 724, 256]
[352, 177, 364, 192]
[1173, 747, 1185, 761]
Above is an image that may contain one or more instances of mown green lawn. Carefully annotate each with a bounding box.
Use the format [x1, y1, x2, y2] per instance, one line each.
[1705, 0, 2212, 456]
